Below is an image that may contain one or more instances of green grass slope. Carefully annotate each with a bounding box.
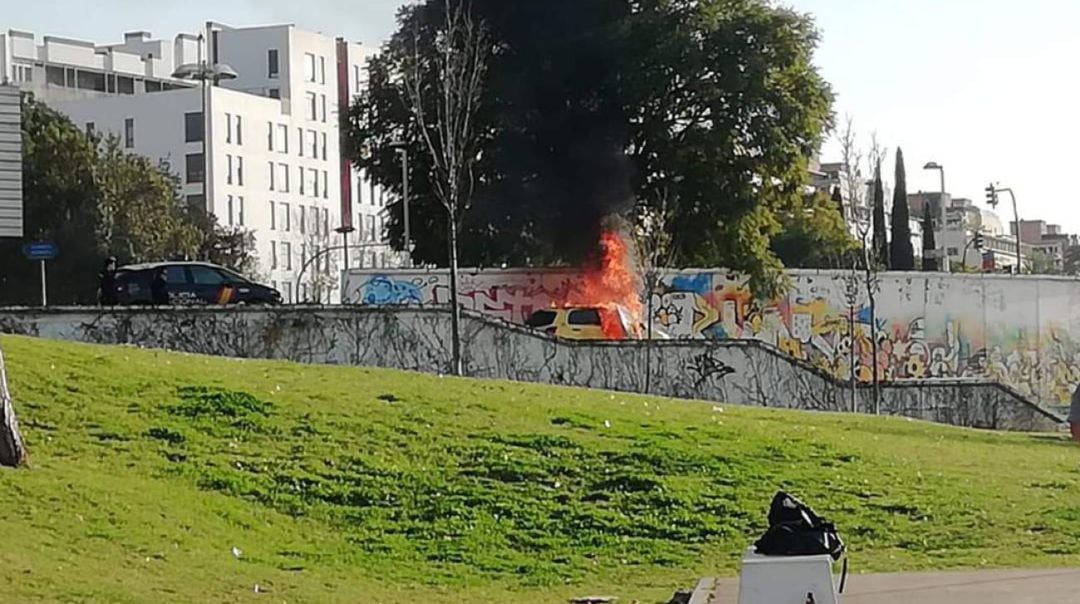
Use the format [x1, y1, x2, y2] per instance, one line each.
[2, 335, 1080, 603]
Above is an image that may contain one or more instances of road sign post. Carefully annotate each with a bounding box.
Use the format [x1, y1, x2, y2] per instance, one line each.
[22, 242, 58, 307]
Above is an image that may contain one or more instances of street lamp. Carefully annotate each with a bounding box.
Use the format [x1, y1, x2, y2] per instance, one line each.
[389, 141, 412, 266]
[335, 225, 356, 272]
[923, 162, 945, 194]
[172, 33, 238, 215]
[986, 183, 1023, 274]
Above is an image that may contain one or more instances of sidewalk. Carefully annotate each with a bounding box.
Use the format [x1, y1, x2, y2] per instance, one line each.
[702, 567, 1080, 603]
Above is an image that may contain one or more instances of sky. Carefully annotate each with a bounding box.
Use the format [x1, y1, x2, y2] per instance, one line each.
[9, 0, 1080, 232]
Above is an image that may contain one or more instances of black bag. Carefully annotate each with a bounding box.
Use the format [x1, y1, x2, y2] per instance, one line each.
[754, 491, 846, 561]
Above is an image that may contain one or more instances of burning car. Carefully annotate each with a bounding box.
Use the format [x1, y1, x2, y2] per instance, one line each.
[525, 306, 670, 341]
[525, 306, 637, 340]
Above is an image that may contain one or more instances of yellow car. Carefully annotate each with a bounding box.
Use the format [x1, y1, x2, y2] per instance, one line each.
[524, 306, 675, 341]
[526, 307, 627, 340]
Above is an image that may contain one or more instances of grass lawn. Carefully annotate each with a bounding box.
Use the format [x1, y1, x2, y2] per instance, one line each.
[1, 335, 1080, 603]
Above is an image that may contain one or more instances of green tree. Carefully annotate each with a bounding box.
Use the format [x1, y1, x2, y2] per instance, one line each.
[346, 0, 834, 292]
[1028, 249, 1062, 275]
[889, 148, 914, 270]
[1064, 245, 1080, 276]
[921, 203, 938, 271]
[771, 191, 859, 269]
[870, 162, 888, 269]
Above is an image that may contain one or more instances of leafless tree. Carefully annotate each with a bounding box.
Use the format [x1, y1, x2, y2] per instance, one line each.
[0, 344, 28, 468]
[838, 117, 888, 414]
[634, 185, 680, 393]
[402, 0, 491, 376]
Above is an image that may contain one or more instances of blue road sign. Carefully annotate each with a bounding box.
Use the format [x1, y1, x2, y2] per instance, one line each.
[22, 241, 58, 260]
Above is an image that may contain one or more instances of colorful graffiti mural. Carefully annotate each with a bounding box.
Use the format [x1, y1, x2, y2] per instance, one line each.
[343, 268, 1080, 406]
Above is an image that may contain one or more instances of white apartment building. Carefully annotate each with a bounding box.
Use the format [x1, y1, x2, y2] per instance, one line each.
[1, 24, 398, 303]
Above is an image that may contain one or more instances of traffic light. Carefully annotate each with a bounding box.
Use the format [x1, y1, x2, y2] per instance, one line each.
[973, 232, 984, 250]
[985, 183, 999, 207]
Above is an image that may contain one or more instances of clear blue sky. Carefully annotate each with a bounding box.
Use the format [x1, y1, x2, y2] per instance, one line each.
[11, 0, 1080, 231]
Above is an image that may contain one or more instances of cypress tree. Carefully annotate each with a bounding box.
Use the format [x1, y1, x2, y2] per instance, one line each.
[889, 148, 915, 270]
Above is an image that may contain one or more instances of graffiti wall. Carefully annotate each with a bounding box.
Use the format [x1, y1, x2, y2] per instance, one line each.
[0, 306, 1061, 432]
[342, 268, 1080, 407]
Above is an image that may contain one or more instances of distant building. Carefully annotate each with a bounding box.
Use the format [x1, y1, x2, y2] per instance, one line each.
[0, 84, 20, 238]
[1010, 220, 1078, 273]
[0, 25, 399, 302]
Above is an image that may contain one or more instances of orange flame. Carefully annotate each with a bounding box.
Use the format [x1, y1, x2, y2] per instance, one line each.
[555, 231, 644, 339]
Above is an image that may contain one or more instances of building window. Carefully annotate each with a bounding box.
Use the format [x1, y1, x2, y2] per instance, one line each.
[367, 215, 376, 242]
[298, 128, 305, 157]
[271, 280, 277, 291]
[304, 53, 317, 82]
[124, 118, 135, 148]
[354, 65, 361, 94]
[227, 195, 234, 226]
[226, 155, 233, 184]
[299, 205, 306, 234]
[282, 202, 291, 232]
[118, 76, 134, 95]
[185, 153, 204, 183]
[185, 112, 203, 143]
[238, 196, 245, 226]
[320, 94, 327, 122]
[283, 242, 293, 270]
[268, 161, 275, 191]
[300, 244, 307, 272]
[267, 121, 274, 151]
[278, 124, 288, 154]
[279, 163, 289, 192]
[268, 88, 280, 99]
[320, 132, 327, 160]
[323, 209, 329, 239]
[284, 282, 293, 304]
[271, 241, 278, 269]
[308, 130, 318, 157]
[225, 113, 232, 144]
[237, 157, 244, 186]
[187, 195, 206, 211]
[299, 166, 306, 196]
[319, 56, 326, 84]
[308, 168, 318, 198]
[269, 201, 276, 230]
[235, 115, 243, 145]
[311, 207, 320, 235]
[306, 92, 317, 121]
[322, 170, 329, 199]
[268, 49, 280, 78]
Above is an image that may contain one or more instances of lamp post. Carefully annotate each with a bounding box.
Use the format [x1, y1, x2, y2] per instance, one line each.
[923, 161, 945, 195]
[389, 141, 412, 266]
[172, 35, 238, 215]
[335, 225, 356, 272]
[987, 183, 1022, 274]
[922, 161, 945, 270]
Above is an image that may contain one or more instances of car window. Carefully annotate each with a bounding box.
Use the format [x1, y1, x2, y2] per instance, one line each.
[190, 266, 226, 285]
[219, 268, 250, 284]
[567, 309, 601, 326]
[164, 266, 188, 284]
[526, 310, 558, 328]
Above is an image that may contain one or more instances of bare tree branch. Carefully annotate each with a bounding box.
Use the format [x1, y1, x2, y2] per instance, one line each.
[401, 0, 491, 375]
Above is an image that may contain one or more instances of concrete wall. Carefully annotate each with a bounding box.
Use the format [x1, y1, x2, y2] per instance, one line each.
[0, 306, 1061, 432]
[342, 268, 1080, 408]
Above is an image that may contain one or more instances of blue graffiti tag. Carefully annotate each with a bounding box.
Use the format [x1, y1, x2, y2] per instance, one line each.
[362, 276, 424, 305]
[670, 273, 712, 296]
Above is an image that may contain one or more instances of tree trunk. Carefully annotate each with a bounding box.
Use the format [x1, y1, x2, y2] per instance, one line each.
[0, 343, 28, 468]
[447, 209, 463, 377]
